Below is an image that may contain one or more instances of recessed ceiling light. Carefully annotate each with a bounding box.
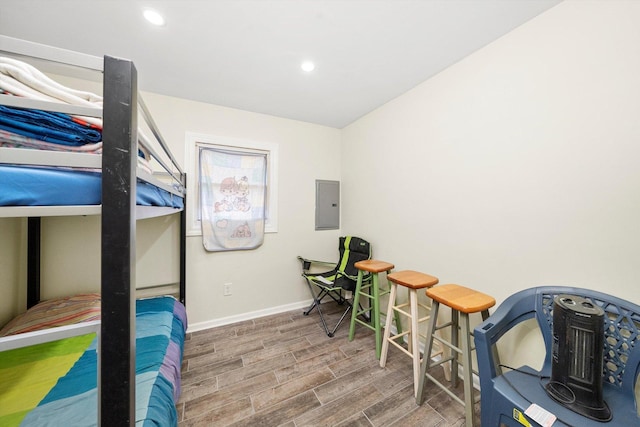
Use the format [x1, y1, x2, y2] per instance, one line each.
[143, 9, 165, 26]
[301, 61, 315, 72]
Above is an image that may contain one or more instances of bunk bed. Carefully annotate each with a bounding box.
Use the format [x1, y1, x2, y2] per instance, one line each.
[0, 35, 187, 426]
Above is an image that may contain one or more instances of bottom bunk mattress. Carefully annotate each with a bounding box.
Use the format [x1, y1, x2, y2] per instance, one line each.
[0, 164, 184, 209]
[0, 295, 187, 426]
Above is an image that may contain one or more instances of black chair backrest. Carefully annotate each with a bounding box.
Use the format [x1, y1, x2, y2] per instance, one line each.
[337, 236, 371, 279]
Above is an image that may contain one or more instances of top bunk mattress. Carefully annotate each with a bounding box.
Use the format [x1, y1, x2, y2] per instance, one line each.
[0, 164, 184, 209]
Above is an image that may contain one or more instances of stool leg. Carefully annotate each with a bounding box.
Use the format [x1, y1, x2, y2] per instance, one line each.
[379, 283, 397, 368]
[409, 288, 420, 397]
[450, 309, 459, 387]
[460, 312, 475, 427]
[348, 270, 365, 342]
[416, 300, 440, 405]
[392, 285, 403, 336]
[380, 278, 402, 337]
[372, 272, 382, 359]
[441, 327, 452, 382]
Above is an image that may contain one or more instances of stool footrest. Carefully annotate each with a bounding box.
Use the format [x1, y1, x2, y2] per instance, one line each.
[353, 307, 373, 319]
[434, 320, 453, 331]
[425, 372, 466, 406]
[387, 335, 444, 361]
[430, 331, 479, 356]
[432, 334, 462, 355]
[353, 317, 374, 331]
[390, 342, 414, 359]
[392, 301, 431, 312]
[389, 331, 411, 342]
[427, 355, 454, 369]
[424, 370, 481, 405]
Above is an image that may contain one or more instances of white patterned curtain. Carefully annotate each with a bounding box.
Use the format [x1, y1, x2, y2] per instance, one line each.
[199, 147, 267, 252]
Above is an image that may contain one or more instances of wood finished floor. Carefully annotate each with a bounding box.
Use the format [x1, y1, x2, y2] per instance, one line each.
[177, 301, 479, 426]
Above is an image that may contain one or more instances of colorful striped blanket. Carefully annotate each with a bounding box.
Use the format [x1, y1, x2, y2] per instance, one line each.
[0, 295, 187, 426]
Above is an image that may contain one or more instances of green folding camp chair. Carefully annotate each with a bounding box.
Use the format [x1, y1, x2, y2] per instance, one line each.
[298, 236, 372, 337]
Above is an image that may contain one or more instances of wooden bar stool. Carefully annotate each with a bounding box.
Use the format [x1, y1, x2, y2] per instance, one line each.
[348, 259, 401, 359]
[380, 270, 440, 397]
[416, 284, 496, 427]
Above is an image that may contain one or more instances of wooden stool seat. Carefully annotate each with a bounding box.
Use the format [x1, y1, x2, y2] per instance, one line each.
[349, 259, 400, 359]
[355, 259, 394, 273]
[417, 283, 497, 427]
[427, 284, 495, 314]
[380, 270, 441, 397]
[387, 270, 439, 289]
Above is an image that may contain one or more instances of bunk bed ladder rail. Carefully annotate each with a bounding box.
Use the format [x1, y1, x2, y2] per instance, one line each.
[101, 55, 137, 426]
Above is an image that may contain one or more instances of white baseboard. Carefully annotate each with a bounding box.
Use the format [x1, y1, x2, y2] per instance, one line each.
[186, 299, 313, 333]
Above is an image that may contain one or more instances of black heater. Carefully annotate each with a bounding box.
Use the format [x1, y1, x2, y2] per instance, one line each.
[545, 294, 611, 421]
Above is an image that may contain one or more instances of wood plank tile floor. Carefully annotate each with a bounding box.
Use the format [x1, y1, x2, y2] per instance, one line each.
[177, 301, 480, 426]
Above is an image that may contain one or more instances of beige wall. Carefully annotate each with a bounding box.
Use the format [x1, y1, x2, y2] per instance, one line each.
[141, 93, 343, 328]
[341, 0, 640, 367]
[0, 219, 24, 326]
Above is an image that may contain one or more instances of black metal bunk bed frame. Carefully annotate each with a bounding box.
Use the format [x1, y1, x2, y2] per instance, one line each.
[0, 36, 186, 426]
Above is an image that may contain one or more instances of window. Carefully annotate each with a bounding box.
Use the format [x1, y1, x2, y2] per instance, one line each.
[185, 132, 278, 237]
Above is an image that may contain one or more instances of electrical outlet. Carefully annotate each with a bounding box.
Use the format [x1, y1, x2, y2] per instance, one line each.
[223, 283, 232, 296]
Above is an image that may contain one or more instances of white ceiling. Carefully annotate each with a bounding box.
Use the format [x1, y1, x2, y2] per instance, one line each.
[0, 0, 561, 128]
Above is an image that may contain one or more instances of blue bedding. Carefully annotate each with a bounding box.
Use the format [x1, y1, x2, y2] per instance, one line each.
[0, 165, 184, 209]
[0, 105, 102, 147]
[0, 296, 187, 427]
